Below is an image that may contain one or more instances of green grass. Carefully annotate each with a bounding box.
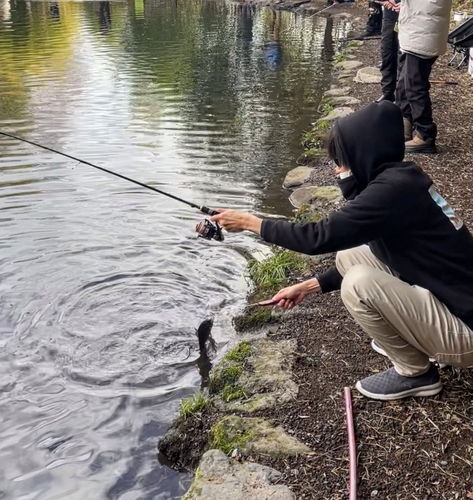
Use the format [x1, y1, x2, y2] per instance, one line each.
[320, 103, 334, 116]
[210, 417, 253, 454]
[221, 384, 247, 402]
[179, 392, 211, 419]
[209, 365, 243, 394]
[297, 148, 325, 164]
[334, 52, 347, 63]
[223, 341, 252, 363]
[248, 248, 309, 290]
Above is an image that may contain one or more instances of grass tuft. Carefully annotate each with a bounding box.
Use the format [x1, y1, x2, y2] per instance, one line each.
[248, 248, 309, 290]
[179, 392, 211, 419]
[334, 52, 347, 63]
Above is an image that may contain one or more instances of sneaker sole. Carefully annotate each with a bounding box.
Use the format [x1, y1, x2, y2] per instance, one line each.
[371, 340, 447, 369]
[355, 380, 443, 401]
[405, 145, 437, 154]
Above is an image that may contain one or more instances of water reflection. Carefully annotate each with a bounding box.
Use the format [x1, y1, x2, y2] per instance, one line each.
[0, 1, 349, 498]
[99, 1, 111, 33]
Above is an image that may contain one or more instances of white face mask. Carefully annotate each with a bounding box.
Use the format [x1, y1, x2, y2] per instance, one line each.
[338, 169, 352, 179]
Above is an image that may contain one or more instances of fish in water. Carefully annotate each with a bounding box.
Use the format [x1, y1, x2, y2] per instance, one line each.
[197, 318, 216, 353]
[196, 318, 217, 390]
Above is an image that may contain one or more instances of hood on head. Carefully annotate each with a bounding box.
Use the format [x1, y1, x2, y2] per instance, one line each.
[334, 101, 405, 190]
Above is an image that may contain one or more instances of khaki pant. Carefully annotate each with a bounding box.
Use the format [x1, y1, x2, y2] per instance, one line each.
[337, 245, 473, 376]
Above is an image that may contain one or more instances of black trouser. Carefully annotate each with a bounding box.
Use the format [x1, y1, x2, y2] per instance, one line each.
[361, 1, 382, 36]
[380, 12, 398, 99]
[395, 52, 437, 141]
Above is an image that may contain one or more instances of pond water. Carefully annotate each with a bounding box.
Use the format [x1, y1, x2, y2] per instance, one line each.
[0, 1, 347, 498]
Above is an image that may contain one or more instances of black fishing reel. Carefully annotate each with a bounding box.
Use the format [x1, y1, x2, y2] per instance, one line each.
[196, 219, 224, 242]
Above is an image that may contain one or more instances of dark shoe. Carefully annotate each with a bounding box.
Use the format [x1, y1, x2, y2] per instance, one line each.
[371, 340, 447, 369]
[356, 30, 381, 39]
[403, 118, 413, 141]
[375, 94, 395, 103]
[356, 364, 442, 401]
[405, 131, 437, 154]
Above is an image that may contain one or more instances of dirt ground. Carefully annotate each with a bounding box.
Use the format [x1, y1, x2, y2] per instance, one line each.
[249, 5, 473, 499]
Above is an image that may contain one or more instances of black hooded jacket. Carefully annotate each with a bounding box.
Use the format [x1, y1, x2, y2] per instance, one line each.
[261, 102, 473, 329]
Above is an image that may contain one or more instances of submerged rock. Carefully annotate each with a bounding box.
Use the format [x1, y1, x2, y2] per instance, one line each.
[289, 185, 342, 209]
[354, 66, 382, 84]
[320, 106, 354, 122]
[183, 450, 295, 500]
[282, 166, 313, 189]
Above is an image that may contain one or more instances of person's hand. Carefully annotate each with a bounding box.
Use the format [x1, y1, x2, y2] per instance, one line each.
[383, 0, 400, 10]
[271, 283, 307, 310]
[271, 278, 321, 311]
[210, 209, 262, 234]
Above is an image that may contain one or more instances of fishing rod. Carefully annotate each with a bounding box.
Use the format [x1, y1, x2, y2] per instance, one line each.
[309, 2, 337, 18]
[0, 130, 224, 242]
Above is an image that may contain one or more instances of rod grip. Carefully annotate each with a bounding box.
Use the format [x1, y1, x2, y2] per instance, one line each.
[200, 206, 218, 216]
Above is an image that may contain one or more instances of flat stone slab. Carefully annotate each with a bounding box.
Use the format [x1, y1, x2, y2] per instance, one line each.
[323, 87, 351, 98]
[338, 70, 354, 79]
[282, 166, 313, 189]
[335, 60, 363, 71]
[289, 185, 342, 208]
[183, 450, 295, 500]
[320, 106, 354, 122]
[330, 96, 361, 106]
[354, 66, 382, 84]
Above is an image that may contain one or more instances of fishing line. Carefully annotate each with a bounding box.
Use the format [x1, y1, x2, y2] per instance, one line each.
[0, 130, 224, 241]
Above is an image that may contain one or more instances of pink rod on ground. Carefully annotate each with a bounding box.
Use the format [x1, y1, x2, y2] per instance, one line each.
[344, 387, 357, 500]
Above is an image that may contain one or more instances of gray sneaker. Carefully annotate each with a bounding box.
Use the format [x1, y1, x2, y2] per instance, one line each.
[371, 340, 447, 369]
[356, 364, 442, 401]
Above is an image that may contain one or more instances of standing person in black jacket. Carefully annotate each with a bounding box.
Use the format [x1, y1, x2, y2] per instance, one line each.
[356, 1, 383, 38]
[211, 102, 473, 401]
[376, 0, 400, 103]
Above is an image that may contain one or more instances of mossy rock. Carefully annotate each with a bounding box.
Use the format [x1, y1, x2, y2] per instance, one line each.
[233, 306, 274, 332]
[320, 106, 354, 122]
[294, 204, 324, 224]
[289, 185, 342, 209]
[323, 87, 351, 98]
[218, 339, 299, 413]
[209, 341, 253, 401]
[210, 416, 312, 457]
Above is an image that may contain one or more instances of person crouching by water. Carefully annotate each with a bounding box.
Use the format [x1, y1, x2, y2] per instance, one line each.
[211, 101, 473, 401]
